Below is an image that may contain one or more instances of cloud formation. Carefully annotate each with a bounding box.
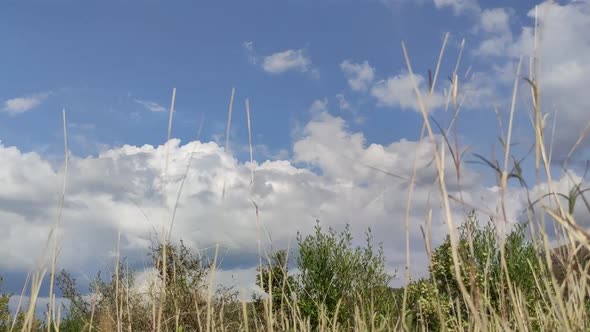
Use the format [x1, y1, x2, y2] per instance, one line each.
[474, 8, 514, 56]
[2, 92, 52, 115]
[471, 1, 590, 159]
[2, 99, 583, 301]
[433, 0, 480, 15]
[338, 59, 449, 114]
[309, 98, 328, 113]
[242, 42, 317, 77]
[0, 110, 520, 292]
[371, 73, 445, 112]
[262, 49, 312, 74]
[135, 99, 168, 113]
[340, 60, 375, 91]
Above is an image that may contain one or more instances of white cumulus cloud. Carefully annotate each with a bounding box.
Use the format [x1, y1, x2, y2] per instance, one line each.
[470, 1, 590, 159]
[262, 49, 312, 74]
[0, 112, 543, 296]
[474, 8, 514, 56]
[243, 42, 316, 77]
[480, 7, 511, 34]
[370, 73, 445, 112]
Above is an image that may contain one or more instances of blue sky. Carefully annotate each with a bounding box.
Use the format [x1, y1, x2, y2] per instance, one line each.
[0, 0, 525, 159]
[2, 0, 590, 312]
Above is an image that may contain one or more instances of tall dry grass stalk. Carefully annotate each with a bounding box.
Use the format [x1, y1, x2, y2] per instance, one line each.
[10, 273, 30, 332]
[19, 109, 69, 332]
[222, 87, 236, 200]
[402, 40, 483, 327]
[246, 98, 254, 187]
[401, 31, 449, 329]
[157, 87, 178, 332]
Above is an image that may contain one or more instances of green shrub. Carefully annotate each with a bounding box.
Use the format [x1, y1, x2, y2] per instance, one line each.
[0, 276, 11, 331]
[255, 249, 297, 317]
[56, 239, 235, 332]
[295, 221, 394, 328]
[406, 211, 548, 329]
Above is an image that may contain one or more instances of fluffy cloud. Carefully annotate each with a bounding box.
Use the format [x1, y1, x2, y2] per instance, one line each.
[2, 92, 52, 115]
[474, 8, 514, 56]
[524, 171, 590, 237]
[262, 49, 312, 74]
[371, 73, 446, 112]
[340, 60, 375, 91]
[243, 42, 317, 77]
[472, 1, 590, 160]
[0, 111, 538, 298]
[480, 8, 511, 34]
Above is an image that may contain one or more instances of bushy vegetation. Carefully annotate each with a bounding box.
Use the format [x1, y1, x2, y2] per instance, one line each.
[1, 277, 42, 331]
[294, 222, 394, 329]
[53, 240, 241, 331]
[404, 211, 548, 330]
[5, 210, 588, 331]
[1, 277, 12, 330]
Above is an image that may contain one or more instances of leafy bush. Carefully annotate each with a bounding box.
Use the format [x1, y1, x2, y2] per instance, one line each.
[57, 260, 151, 331]
[295, 221, 394, 328]
[55, 239, 239, 332]
[148, 239, 212, 330]
[255, 249, 297, 319]
[5, 211, 587, 331]
[0, 276, 11, 331]
[0, 276, 40, 331]
[406, 211, 548, 329]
